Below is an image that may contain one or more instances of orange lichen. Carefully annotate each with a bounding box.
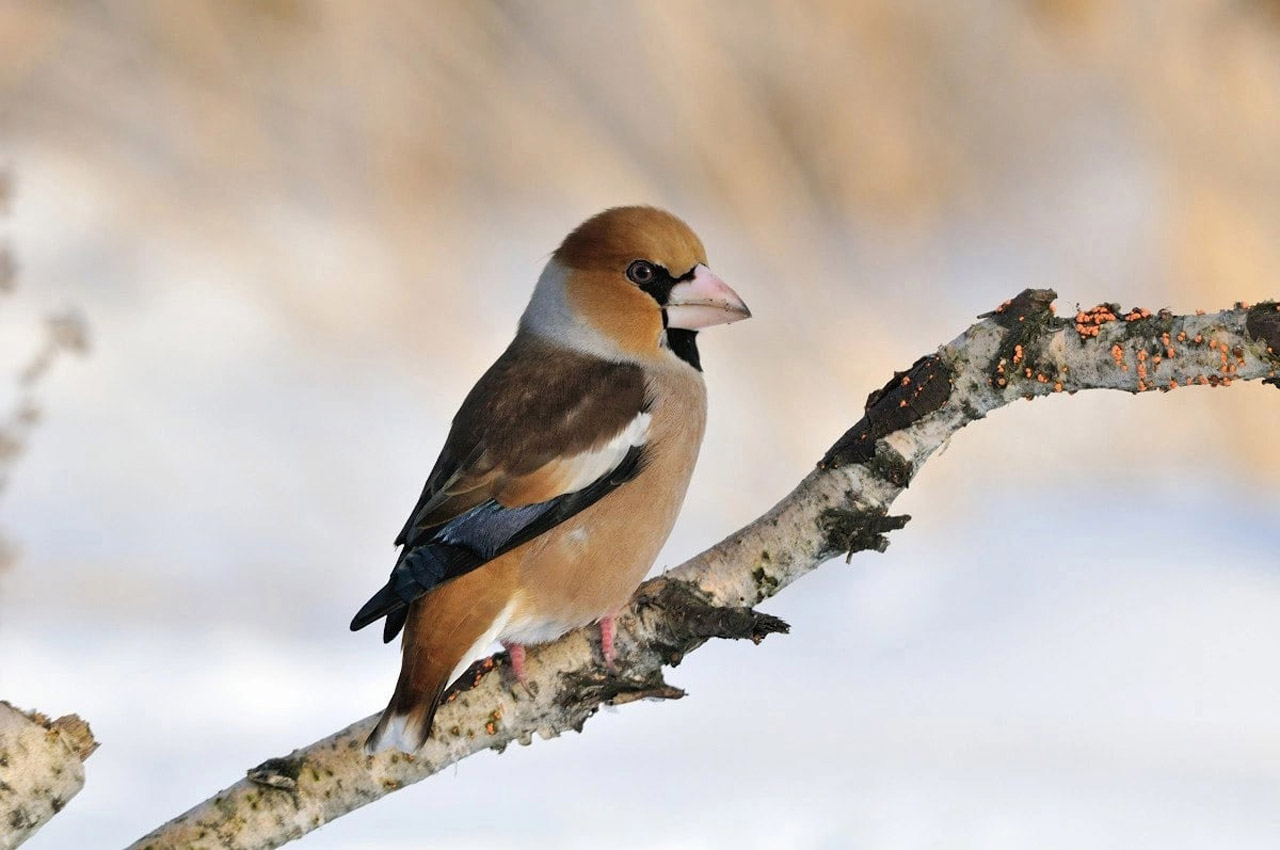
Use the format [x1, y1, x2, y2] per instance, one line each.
[1024, 367, 1033, 378]
[1053, 381, 1063, 392]
[1074, 304, 1118, 338]
[1193, 334, 1203, 344]
[1012, 344, 1024, 365]
[1110, 344, 1127, 370]
[1123, 307, 1152, 321]
[1176, 331, 1187, 342]
[1168, 380, 1178, 390]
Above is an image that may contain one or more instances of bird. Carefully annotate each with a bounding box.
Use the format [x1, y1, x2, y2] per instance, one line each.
[350, 206, 750, 753]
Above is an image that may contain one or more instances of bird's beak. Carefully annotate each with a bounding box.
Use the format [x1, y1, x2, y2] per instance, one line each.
[665, 264, 752, 330]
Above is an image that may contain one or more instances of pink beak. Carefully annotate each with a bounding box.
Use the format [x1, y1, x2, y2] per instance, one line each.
[665, 264, 752, 330]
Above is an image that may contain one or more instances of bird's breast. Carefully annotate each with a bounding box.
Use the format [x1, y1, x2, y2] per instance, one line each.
[502, 364, 708, 643]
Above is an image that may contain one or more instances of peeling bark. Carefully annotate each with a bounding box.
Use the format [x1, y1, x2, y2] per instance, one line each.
[124, 291, 1279, 849]
[0, 702, 96, 850]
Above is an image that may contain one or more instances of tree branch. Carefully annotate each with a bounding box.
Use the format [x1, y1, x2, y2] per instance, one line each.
[127, 290, 1280, 850]
[0, 702, 97, 849]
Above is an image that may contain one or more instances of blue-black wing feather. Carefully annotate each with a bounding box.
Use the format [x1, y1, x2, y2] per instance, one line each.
[350, 443, 646, 641]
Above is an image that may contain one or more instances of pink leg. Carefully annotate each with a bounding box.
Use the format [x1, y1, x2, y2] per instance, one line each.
[600, 616, 617, 671]
[503, 642, 528, 687]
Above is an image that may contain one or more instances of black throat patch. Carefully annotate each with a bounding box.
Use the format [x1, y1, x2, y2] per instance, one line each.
[644, 266, 701, 370]
[664, 327, 702, 371]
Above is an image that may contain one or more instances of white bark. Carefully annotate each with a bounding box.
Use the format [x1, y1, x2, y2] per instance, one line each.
[95, 292, 1280, 848]
[0, 702, 96, 850]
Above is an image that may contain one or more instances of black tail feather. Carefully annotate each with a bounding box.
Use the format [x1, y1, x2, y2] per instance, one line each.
[350, 545, 462, 638]
[382, 607, 409, 643]
[349, 584, 403, 633]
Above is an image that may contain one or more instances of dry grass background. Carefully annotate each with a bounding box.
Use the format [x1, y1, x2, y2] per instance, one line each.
[1, 2, 1279, 848]
[3, 0, 1279, 466]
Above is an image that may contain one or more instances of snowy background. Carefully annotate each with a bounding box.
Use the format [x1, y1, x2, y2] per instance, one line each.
[2, 2, 1279, 848]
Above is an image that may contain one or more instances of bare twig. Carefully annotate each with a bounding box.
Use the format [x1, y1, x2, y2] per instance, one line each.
[120, 290, 1278, 849]
[0, 167, 89, 569]
[0, 312, 89, 571]
[0, 311, 90, 504]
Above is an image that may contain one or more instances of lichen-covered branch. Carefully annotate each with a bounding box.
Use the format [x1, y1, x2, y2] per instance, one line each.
[0, 702, 97, 849]
[127, 291, 1280, 850]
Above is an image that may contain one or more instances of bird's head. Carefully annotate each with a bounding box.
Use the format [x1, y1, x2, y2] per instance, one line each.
[522, 206, 750, 364]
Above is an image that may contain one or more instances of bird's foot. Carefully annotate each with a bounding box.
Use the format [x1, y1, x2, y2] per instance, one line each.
[599, 615, 617, 672]
[502, 642, 534, 696]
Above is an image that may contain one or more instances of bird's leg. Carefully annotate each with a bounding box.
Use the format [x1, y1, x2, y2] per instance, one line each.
[502, 641, 528, 688]
[599, 615, 617, 672]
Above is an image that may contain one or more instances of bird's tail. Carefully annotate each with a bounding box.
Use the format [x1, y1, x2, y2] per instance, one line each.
[364, 564, 516, 754]
[366, 677, 446, 755]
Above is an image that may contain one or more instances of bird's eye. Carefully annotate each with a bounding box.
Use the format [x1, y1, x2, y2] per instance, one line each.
[626, 260, 656, 285]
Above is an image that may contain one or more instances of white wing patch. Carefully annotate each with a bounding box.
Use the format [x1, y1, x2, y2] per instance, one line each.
[549, 411, 650, 495]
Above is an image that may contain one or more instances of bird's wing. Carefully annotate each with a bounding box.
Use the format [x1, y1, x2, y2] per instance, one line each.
[351, 335, 650, 640]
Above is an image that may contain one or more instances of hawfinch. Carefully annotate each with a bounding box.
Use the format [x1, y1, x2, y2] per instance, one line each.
[351, 206, 750, 753]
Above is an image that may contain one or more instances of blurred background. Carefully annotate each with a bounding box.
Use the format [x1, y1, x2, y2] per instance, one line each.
[2, 1, 1280, 847]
